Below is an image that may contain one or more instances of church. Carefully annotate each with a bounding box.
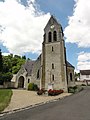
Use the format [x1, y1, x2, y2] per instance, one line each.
[13, 16, 75, 92]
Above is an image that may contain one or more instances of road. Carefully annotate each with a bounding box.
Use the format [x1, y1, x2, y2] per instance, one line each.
[0, 87, 90, 120]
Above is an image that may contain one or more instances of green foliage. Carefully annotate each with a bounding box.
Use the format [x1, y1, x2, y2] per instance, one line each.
[33, 84, 39, 91]
[75, 72, 80, 81]
[0, 72, 3, 85]
[81, 84, 86, 86]
[28, 83, 39, 91]
[0, 50, 26, 84]
[2, 54, 26, 74]
[12, 65, 21, 74]
[0, 72, 13, 83]
[0, 49, 3, 72]
[2, 72, 13, 82]
[68, 86, 83, 93]
[22, 55, 26, 60]
[0, 89, 13, 112]
[28, 83, 34, 91]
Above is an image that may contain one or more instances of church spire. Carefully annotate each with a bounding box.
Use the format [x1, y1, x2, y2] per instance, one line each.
[43, 15, 64, 43]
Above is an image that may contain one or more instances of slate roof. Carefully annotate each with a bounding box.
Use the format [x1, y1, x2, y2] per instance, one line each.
[22, 59, 74, 76]
[23, 60, 35, 76]
[66, 61, 75, 68]
[80, 70, 90, 75]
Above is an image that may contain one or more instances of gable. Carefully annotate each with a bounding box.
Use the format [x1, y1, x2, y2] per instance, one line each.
[44, 15, 62, 32]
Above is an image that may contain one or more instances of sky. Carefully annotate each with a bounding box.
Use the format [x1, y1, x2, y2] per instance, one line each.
[0, 0, 90, 72]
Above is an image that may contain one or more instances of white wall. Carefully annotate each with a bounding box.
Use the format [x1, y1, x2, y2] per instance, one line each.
[80, 74, 90, 81]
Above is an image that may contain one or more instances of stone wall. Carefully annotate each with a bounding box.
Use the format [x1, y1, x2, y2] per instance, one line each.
[67, 67, 75, 87]
[41, 16, 68, 91]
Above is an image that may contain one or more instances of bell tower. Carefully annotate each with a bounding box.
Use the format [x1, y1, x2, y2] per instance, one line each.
[41, 15, 68, 91]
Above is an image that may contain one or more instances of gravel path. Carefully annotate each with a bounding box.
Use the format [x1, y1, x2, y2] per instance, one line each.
[4, 89, 71, 112]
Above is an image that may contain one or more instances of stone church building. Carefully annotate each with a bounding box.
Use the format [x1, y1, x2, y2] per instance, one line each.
[13, 16, 75, 92]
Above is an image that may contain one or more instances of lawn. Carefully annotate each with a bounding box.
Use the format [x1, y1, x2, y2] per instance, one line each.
[0, 89, 13, 112]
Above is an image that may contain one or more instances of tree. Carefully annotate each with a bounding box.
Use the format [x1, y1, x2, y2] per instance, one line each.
[75, 72, 80, 81]
[0, 53, 26, 84]
[12, 65, 21, 74]
[2, 72, 13, 82]
[0, 49, 3, 84]
[0, 49, 3, 72]
[0, 72, 3, 85]
[22, 55, 26, 60]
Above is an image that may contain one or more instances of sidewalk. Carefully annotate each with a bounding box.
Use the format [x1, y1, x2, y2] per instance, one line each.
[4, 89, 72, 113]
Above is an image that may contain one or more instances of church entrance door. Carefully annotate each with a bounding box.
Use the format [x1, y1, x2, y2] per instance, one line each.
[18, 76, 24, 88]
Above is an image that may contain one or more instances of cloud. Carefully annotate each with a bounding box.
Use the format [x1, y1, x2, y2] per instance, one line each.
[0, 0, 50, 55]
[2, 52, 10, 56]
[77, 52, 90, 70]
[74, 69, 79, 73]
[64, 0, 90, 48]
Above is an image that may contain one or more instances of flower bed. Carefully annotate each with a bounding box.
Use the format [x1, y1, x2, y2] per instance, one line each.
[48, 89, 64, 96]
[37, 89, 46, 95]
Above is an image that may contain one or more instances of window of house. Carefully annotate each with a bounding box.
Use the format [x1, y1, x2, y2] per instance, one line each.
[52, 75, 54, 81]
[52, 63, 54, 69]
[70, 73, 73, 81]
[53, 31, 57, 41]
[52, 46, 54, 51]
[86, 75, 89, 78]
[28, 79, 30, 83]
[37, 70, 39, 79]
[48, 32, 52, 42]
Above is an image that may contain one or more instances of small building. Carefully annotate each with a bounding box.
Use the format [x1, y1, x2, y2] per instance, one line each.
[80, 70, 90, 81]
[13, 16, 75, 92]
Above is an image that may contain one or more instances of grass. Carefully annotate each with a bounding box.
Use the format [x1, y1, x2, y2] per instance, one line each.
[0, 89, 13, 112]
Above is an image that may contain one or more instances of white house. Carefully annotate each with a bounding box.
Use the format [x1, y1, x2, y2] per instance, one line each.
[80, 70, 90, 81]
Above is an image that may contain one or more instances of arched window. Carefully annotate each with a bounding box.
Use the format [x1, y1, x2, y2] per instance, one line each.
[48, 32, 52, 42]
[28, 79, 30, 83]
[53, 31, 57, 41]
[70, 73, 72, 81]
[52, 46, 54, 51]
[52, 75, 54, 81]
[37, 70, 39, 79]
[52, 63, 54, 69]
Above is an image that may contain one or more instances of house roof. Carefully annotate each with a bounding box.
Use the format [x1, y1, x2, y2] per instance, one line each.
[23, 60, 35, 76]
[66, 61, 75, 68]
[80, 70, 90, 75]
[22, 54, 41, 76]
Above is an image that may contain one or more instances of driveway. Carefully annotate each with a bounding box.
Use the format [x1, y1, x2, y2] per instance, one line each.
[1, 87, 90, 120]
[4, 89, 71, 112]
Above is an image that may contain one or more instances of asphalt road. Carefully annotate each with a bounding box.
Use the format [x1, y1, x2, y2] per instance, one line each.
[0, 87, 90, 120]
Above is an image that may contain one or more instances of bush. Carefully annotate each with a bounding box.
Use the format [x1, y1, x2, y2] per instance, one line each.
[28, 83, 39, 91]
[68, 86, 83, 93]
[68, 87, 75, 93]
[33, 84, 39, 91]
[28, 83, 34, 91]
[48, 89, 64, 96]
[81, 84, 86, 86]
